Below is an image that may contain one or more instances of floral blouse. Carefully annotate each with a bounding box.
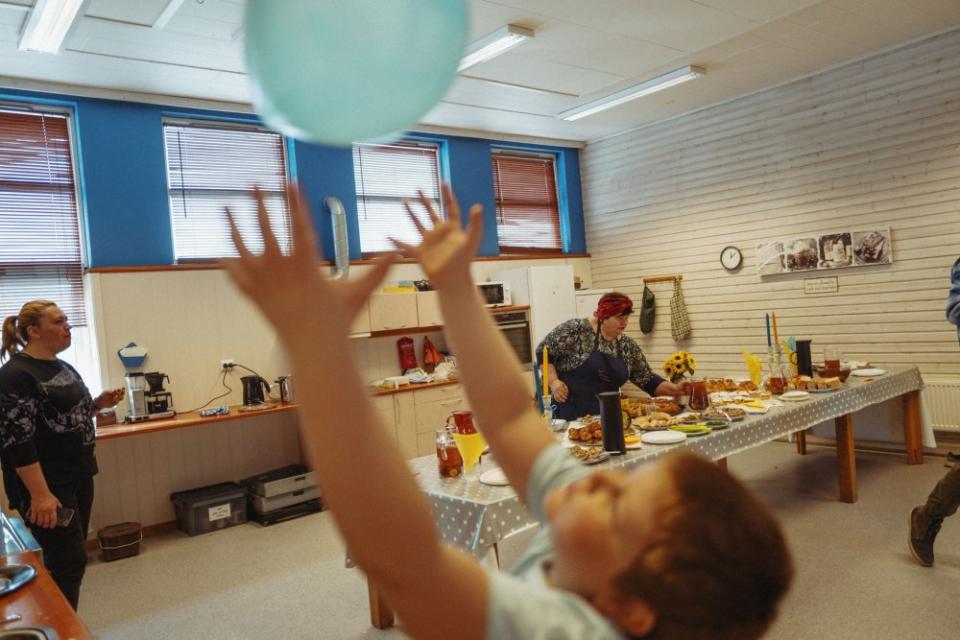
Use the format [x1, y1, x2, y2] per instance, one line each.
[536, 318, 664, 396]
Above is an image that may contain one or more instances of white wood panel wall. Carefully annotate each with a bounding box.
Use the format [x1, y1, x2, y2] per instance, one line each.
[90, 413, 299, 532]
[582, 28, 960, 382]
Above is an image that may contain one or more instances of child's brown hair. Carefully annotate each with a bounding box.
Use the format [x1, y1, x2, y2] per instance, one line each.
[614, 451, 793, 639]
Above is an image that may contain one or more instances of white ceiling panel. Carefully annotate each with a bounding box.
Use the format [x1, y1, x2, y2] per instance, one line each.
[902, 0, 960, 22]
[583, 0, 762, 52]
[693, 1, 822, 23]
[86, 0, 173, 27]
[847, 1, 953, 38]
[0, 0, 957, 143]
[517, 19, 684, 78]
[464, 52, 625, 97]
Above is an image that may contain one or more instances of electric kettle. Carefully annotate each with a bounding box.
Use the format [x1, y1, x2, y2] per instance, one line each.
[241, 375, 270, 406]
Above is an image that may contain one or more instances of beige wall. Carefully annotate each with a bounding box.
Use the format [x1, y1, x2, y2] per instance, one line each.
[582, 28, 960, 382]
[87, 257, 592, 413]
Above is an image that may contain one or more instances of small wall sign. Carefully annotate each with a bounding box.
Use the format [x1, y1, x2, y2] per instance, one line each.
[803, 277, 839, 295]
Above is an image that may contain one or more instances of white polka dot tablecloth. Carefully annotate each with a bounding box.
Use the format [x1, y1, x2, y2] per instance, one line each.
[407, 366, 924, 555]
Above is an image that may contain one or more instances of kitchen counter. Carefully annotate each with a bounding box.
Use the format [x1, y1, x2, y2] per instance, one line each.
[1, 512, 91, 638]
[95, 402, 298, 441]
[370, 377, 461, 396]
[0, 551, 92, 639]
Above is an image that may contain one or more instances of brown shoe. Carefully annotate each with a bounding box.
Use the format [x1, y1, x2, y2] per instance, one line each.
[909, 507, 941, 567]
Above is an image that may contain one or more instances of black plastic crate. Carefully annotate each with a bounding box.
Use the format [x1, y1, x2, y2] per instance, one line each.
[170, 481, 246, 536]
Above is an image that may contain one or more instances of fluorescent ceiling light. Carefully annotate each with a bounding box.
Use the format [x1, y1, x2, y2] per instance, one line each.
[559, 65, 705, 121]
[458, 24, 534, 72]
[18, 0, 88, 54]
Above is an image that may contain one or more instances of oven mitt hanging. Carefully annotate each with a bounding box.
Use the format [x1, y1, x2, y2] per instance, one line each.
[670, 277, 692, 341]
[639, 285, 655, 334]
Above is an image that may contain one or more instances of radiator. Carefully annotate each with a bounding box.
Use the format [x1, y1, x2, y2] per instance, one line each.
[924, 379, 960, 432]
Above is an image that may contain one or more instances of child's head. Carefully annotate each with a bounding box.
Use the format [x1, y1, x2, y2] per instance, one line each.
[544, 450, 793, 639]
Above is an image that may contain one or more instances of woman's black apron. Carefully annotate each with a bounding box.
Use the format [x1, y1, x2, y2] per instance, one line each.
[553, 326, 629, 420]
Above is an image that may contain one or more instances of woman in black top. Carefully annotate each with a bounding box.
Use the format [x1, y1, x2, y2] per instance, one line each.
[0, 300, 123, 610]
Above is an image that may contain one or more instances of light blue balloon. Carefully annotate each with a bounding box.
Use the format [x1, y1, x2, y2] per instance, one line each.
[244, 0, 469, 147]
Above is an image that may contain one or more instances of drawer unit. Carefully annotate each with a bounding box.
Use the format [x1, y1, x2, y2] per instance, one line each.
[414, 396, 468, 435]
[413, 384, 464, 405]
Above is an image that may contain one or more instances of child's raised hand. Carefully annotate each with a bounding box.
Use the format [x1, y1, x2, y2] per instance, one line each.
[392, 183, 483, 289]
[224, 184, 393, 341]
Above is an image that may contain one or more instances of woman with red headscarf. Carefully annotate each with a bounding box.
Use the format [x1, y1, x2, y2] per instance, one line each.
[536, 292, 686, 420]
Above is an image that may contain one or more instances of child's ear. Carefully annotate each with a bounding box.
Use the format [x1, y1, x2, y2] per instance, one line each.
[593, 589, 658, 637]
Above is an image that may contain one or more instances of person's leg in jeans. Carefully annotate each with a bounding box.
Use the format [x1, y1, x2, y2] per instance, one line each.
[909, 463, 960, 566]
[25, 480, 91, 609]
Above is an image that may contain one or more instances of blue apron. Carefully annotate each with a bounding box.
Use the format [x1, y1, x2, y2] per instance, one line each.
[554, 326, 630, 420]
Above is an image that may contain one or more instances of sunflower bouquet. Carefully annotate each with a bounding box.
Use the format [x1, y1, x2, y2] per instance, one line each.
[663, 351, 697, 384]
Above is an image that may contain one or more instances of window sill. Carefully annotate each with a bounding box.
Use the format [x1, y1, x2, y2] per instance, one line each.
[86, 253, 591, 273]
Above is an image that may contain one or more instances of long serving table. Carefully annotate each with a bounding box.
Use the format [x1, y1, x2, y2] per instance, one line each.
[366, 366, 927, 629]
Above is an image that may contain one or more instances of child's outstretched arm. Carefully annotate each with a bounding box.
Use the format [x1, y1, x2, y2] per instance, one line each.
[225, 186, 488, 640]
[394, 185, 555, 500]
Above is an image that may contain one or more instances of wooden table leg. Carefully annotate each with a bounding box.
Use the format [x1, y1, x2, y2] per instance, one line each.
[903, 390, 923, 465]
[716, 457, 727, 470]
[795, 429, 807, 455]
[367, 577, 394, 629]
[835, 414, 857, 503]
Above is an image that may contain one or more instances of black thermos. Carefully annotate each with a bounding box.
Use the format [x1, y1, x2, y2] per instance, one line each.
[597, 391, 626, 454]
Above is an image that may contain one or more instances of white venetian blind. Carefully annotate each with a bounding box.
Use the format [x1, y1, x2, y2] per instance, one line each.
[163, 122, 291, 261]
[0, 108, 86, 325]
[353, 141, 442, 255]
[492, 151, 562, 254]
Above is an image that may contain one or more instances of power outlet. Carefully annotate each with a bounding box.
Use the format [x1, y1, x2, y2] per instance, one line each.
[220, 359, 235, 370]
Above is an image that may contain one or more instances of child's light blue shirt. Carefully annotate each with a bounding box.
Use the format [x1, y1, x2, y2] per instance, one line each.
[484, 444, 628, 639]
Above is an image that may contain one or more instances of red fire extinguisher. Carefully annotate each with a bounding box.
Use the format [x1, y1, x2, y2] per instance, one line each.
[397, 337, 417, 372]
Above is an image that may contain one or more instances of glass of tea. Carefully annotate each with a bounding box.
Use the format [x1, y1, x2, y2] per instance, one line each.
[823, 345, 842, 369]
[436, 428, 463, 478]
[767, 351, 786, 395]
[687, 379, 709, 411]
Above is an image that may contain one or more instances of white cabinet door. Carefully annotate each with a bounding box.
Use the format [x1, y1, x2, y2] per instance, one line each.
[350, 301, 371, 336]
[393, 392, 419, 460]
[369, 294, 418, 331]
[372, 394, 397, 444]
[416, 291, 443, 327]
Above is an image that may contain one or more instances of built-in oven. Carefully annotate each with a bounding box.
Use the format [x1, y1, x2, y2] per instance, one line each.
[491, 308, 532, 368]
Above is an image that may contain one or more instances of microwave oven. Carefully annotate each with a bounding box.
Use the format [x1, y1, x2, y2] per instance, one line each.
[476, 281, 512, 307]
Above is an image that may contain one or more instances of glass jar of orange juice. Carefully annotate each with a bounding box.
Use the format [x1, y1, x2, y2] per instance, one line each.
[436, 428, 463, 478]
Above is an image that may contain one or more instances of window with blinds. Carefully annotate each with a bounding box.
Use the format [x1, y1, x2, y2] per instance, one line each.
[163, 122, 291, 261]
[492, 151, 562, 254]
[0, 108, 87, 326]
[353, 141, 442, 255]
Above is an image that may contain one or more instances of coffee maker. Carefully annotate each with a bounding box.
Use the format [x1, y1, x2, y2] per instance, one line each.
[143, 372, 176, 419]
[124, 372, 148, 422]
[124, 371, 176, 422]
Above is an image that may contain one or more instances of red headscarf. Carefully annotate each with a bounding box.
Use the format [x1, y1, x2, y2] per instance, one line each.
[596, 292, 633, 320]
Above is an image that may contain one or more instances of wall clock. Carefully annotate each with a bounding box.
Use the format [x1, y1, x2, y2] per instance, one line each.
[720, 246, 743, 271]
